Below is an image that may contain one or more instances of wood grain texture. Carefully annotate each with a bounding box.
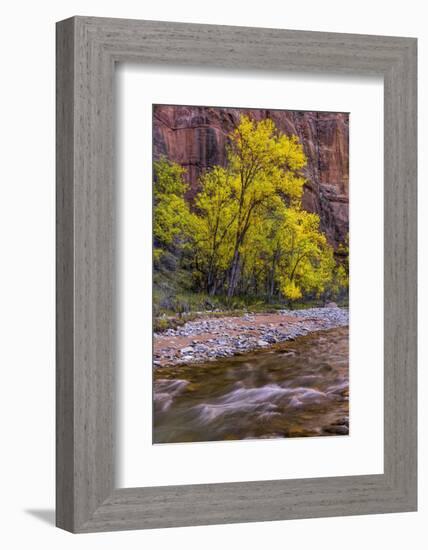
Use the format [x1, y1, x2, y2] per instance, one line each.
[56, 18, 75, 532]
[56, 16, 417, 533]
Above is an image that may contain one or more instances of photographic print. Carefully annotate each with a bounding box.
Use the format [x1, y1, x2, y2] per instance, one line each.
[153, 105, 349, 444]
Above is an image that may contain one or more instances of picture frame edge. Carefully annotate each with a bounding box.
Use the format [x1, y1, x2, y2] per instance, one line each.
[56, 16, 417, 533]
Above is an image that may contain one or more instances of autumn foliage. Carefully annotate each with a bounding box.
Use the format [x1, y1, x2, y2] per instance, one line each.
[153, 115, 348, 311]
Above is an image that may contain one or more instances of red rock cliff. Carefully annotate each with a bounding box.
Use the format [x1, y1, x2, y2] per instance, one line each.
[153, 105, 349, 247]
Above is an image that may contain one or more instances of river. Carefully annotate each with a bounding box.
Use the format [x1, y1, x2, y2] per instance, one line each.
[153, 326, 349, 443]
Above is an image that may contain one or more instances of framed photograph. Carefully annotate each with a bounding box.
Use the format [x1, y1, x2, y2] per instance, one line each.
[150, 103, 350, 445]
[56, 16, 417, 532]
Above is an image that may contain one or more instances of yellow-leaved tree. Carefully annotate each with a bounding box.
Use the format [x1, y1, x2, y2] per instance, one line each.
[192, 115, 307, 297]
[154, 115, 348, 308]
[275, 208, 335, 303]
[241, 204, 335, 304]
[225, 116, 307, 297]
[153, 157, 195, 263]
[192, 166, 237, 294]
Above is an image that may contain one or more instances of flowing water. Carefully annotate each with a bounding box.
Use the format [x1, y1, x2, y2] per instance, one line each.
[153, 326, 349, 443]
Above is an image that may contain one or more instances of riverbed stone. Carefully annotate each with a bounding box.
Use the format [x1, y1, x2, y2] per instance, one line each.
[257, 340, 270, 347]
[154, 307, 349, 367]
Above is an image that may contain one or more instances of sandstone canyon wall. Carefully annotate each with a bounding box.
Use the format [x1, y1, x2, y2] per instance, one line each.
[153, 105, 349, 247]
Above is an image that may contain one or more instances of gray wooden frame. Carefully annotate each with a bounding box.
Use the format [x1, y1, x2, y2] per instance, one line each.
[56, 16, 417, 533]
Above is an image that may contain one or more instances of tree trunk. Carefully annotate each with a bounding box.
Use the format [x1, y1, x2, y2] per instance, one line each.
[227, 248, 241, 298]
[209, 277, 218, 296]
[267, 253, 278, 301]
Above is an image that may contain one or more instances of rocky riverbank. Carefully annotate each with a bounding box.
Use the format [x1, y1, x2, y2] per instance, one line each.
[154, 307, 348, 367]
